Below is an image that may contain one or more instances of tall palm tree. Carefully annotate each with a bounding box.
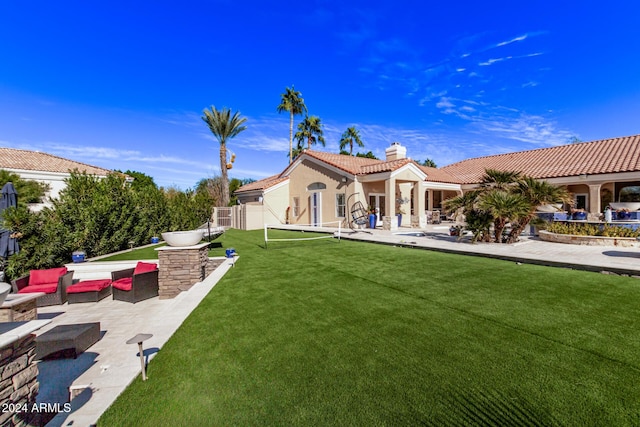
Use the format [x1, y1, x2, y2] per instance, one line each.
[339, 126, 364, 155]
[277, 86, 307, 163]
[294, 115, 325, 150]
[201, 106, 247, 207]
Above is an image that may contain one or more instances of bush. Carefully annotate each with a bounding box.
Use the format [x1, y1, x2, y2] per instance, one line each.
[545, 222, 640, 238]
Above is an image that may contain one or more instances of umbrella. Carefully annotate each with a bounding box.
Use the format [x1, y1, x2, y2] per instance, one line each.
[0, 182, 19, 258]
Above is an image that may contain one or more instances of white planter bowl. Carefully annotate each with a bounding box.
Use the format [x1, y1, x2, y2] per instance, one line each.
[536, 203, 563, 213]
[0, 282, 11, 305]
[609, 202, 640, 211]
[161, 230, 205, 247]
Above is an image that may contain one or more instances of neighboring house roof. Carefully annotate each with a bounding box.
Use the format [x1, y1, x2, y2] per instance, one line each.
[441, 134, 640, 184]
[235, 175, 289, 193]
[0, 148, 113, 176]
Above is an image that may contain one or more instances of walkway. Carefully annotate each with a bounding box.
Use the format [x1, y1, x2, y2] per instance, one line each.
[36, 256, 237, 427]
[289, 223, 640, 276]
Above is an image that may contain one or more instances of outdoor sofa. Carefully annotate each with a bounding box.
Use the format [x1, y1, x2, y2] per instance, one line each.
[11, 266, 73, 306]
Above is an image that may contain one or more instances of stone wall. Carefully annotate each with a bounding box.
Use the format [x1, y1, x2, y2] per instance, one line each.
[0, 334, 38, 427]
[157, 244, 211, 299]
[538, 230, 640, 247]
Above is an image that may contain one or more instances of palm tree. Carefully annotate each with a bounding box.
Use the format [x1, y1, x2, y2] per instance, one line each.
[339, 126, 364, 156]
[201, 106, 247, 207]
[295, 115, 325, 150]
[277, 86, 307, 163]
[506, 177, 572, 243]
[479, 189, 530, 243]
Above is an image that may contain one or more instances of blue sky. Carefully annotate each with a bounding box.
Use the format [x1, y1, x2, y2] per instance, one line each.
[1, 1, 639, 189]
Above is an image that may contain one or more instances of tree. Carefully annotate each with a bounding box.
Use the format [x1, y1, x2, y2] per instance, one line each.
[277, 86, 307, 163]
[339, 126, 364, 156]
[419, 159, 437, 168]
[201, 106, 248, 206]
[295, 115, 325, 150]
[0, 169, 49, 206]
[355, 151, 379, 159]
[505, 177, 572, 243]
[443, 169, 570, 244]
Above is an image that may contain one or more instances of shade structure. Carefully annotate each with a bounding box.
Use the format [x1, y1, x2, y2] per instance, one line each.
[0, 182, 19, 258]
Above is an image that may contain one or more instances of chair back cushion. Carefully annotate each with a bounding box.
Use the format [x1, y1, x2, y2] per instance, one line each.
[29, 267, 68, 286]
[134, 262, 158, 275]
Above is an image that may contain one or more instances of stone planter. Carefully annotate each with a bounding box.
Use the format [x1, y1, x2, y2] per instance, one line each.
[538, 230, 640, 247]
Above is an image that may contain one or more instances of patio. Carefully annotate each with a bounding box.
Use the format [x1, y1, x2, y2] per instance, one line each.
[32, 255, 236, 427]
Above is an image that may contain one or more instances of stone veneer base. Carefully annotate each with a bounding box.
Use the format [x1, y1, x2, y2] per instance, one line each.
[156, 243, 213, 299]
[538, 230, 640, 247]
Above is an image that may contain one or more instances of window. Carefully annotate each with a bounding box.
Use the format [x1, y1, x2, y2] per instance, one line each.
[307, 182, 327, 191]
[336, 193, 346, 218]
[292, 197, 300, 217]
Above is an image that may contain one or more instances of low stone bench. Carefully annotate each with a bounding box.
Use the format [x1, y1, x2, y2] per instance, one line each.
[67, 279, 112, 303]
[36, 322, 101, 359]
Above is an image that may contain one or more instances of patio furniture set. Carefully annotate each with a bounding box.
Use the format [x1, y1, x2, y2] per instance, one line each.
[8, 261, 159, 309]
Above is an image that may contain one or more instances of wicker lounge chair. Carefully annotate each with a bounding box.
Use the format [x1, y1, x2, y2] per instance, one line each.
[11, 267, 73, 307]
[111, 261, 159, 303]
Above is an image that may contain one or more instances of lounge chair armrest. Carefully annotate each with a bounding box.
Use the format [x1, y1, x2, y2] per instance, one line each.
[112, 268, 135, 281]
[132, 270, 159, 292]
[11, 275, 30, 293]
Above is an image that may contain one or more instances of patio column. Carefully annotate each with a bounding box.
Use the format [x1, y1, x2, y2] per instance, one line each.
[588, 183, 602, 215]
[384, 177, 396, 230]
[413, 183, 426, 228]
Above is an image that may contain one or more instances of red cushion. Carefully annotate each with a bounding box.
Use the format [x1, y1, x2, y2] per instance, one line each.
[29, 267, 67, 286]
[112, 277, 133, 291]
[68, 279, 111, 294]
[18, 282, 58, 294]
[134, 262, 158, 275]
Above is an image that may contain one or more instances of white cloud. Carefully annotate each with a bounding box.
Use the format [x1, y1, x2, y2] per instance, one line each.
[496, 34, 528, 47]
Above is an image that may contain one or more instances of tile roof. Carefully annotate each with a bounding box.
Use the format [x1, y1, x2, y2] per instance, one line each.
[0, 148, 113, 176]
[441, 134, 640, 184]
[235, 175, 289, 193]
[302, 150, 384, 174]
[417, 165, 463, 184]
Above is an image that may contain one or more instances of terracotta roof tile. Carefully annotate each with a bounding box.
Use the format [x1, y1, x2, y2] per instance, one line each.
[0, 148, 113, 176]
[417, 165, 463, 184]
[441, 134, 640, 184]
[302, 150, 382, 174]
[236, 175, 289, 193]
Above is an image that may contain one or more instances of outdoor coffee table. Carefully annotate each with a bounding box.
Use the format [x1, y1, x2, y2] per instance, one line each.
[0, 292, 45, 322]
[36, 322, 101, 359]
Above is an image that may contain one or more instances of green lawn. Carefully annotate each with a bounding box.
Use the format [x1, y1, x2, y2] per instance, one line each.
[99, 229, 640, 426]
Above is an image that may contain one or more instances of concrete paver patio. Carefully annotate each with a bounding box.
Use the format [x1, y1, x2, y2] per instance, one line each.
[35, 256, 237, 427]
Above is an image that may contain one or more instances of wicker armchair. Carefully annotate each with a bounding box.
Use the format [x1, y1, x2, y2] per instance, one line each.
[11, 267, 74, 307]
[111, 262, 159, 303]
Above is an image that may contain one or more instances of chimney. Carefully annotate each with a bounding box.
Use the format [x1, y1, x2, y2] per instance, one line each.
[385, 142, 406, 161]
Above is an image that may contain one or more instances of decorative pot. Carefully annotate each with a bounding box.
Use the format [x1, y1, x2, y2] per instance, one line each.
[572, 211, 587, 220]
[368, 214, 377, 229]
[161, 230, 205, 247]
[397, 214, 403, 227]
[151, 236, 160, 244]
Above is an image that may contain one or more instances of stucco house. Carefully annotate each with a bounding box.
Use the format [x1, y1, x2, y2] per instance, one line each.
[234, 134, 640, 230]
[0, 148, 117, 210]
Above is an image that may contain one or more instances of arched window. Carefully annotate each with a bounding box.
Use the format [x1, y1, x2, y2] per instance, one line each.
[307, 182, 326, 191]
[619, 185, 640, 202]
